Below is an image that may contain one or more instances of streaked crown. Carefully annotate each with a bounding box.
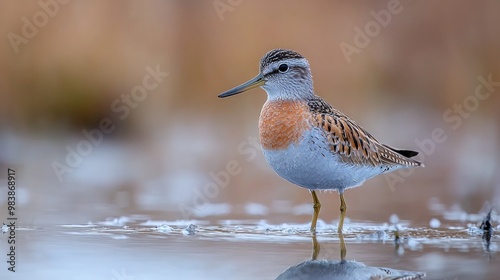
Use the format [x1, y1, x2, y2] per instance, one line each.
[259, 49, 314, 101]
[260, 49, 304, 71]
[218, 49, 315, 101]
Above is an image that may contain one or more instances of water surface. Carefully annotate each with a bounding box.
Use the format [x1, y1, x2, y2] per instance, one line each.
[3, 213, 497, 280]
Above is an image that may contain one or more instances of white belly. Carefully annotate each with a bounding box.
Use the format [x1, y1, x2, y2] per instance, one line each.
[262, 128, 386, 192]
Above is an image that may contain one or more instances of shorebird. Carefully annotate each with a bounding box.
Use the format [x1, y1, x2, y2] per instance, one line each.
[218, 49, 423, 233]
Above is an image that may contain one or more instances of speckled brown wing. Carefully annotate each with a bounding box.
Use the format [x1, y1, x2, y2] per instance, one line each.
[307, 97, 423, 168]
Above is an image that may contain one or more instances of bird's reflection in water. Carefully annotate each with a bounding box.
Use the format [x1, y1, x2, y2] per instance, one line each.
[276, 233, 426, 280]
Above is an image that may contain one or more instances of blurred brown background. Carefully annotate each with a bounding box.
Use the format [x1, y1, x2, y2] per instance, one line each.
[0, 0, 499, 226]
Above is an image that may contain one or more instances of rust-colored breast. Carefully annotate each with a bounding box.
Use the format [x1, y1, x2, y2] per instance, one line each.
[258, 100, 311, 150]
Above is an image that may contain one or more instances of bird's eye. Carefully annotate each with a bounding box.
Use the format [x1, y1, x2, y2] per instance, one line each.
[278, 64, 289, 73]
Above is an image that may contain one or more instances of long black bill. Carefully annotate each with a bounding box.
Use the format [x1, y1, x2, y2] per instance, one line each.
[218, 74, 266, 98]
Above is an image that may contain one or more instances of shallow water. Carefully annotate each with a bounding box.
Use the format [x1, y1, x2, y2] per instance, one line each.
[0, 134, 498, 279]
[2, 213, 498, 280]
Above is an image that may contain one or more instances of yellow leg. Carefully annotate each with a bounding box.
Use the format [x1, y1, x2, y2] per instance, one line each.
[310, 190, 321, 233]
[337, 193, 347, 234]
[311, 233, 320, 260]
[339, 232, 346, 260]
